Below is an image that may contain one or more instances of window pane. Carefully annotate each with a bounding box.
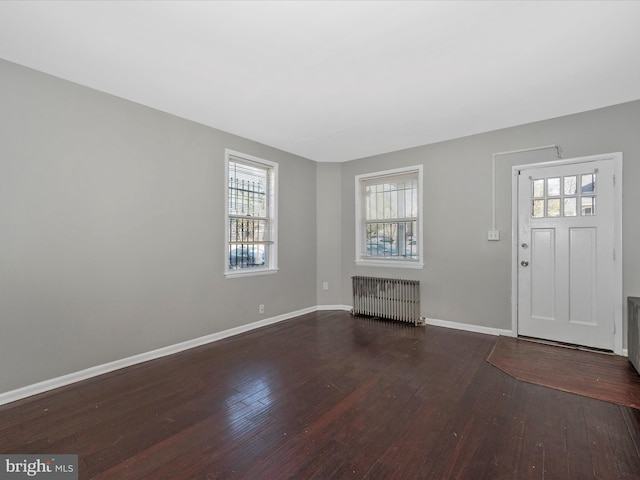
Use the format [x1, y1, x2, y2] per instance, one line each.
[376, 185, 384, 219]
[229, 218, 267, 243]
[547, 198, 561, 217]
[364, 176, 418, 222]
[532, 179, 544, 198]
[581, 174, 596, 193]
[532, 199, 545, 218]
[405, 189, 413, 218]
[229, 244, 265, 270]
[359, 169, 420, 263]
[412, 185, 418, 217]
[563, 197, 577, 217]
[389, 189, 397, 219]
[564, 176, 577, 195]
[547, 177, 561, 196]
[365, 221, 418, 258]
[365, 223, 392, 257]
[581, 196, 596, 216]
[404, 229, 417, 259]
[226, 152, 276, 274]
[228, 161, 267, 217]
[365, 185, 376, 220]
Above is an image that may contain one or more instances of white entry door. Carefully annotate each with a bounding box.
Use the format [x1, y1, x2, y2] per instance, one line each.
[517, 155, 620, 350]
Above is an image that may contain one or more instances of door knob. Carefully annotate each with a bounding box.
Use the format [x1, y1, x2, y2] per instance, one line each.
[521, 260, 529, 267]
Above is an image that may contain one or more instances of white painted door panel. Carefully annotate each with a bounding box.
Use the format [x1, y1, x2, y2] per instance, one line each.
[569, 227, 597, 326]
[530, 228, 555, 321]
[517, 158, 615, 350]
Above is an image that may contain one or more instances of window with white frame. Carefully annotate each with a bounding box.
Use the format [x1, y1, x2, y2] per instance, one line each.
[355, 166, 423, 268]
[225, 150, 278, 277]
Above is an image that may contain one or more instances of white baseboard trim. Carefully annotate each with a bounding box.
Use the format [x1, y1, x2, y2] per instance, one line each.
[0, 306, 317, 407]
[316, 304, 351, 311]
[342, 305, 512, 337]
[424, 317, 514, 337]
[0, 307, 522, 406]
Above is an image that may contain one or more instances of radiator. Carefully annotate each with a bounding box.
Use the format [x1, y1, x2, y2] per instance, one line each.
[352, 276, 423, 326]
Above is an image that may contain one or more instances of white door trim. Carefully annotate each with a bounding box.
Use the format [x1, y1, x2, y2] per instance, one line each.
[511, 153, 623, 355]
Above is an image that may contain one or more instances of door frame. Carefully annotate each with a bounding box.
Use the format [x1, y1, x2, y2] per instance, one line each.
[510, 152, 623, 355]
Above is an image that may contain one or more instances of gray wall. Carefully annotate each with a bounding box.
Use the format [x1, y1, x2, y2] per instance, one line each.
[3, 55, 639, 397]
[337, 100, 640, 337]
[316, 162, 343, 306]
[0, 59, 317, 394]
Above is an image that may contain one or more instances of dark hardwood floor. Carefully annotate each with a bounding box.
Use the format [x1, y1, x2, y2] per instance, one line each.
[488, 335, 640, 409]
[1, 310, 639, 479]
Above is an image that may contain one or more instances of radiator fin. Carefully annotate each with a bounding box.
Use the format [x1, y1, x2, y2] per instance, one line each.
[352, 276, 421, 325]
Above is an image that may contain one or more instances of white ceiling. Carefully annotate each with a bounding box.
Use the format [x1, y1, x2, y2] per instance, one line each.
[1, 1, 639, 162]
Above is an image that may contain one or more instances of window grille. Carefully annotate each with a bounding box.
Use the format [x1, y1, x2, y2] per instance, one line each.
[225, 151, 277, 276]
[355, 166, 423, 268]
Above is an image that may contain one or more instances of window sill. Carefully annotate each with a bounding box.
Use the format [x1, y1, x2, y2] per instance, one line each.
[355, 259, 424, 269]
[225, 268, 279, 279]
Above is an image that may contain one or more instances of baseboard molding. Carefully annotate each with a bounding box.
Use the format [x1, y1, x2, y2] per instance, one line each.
[340, 304, 512, 337]
[424, 317, 514, 337]
[317, 304, 351, 311]
[0, 306, 317, 407]
[0, 307, 516, 407]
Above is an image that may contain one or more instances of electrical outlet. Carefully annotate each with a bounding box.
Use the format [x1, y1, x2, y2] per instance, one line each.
[259, 304, 265, 314]
[322, 282, 329, 290]
[488, 230, 500, 241]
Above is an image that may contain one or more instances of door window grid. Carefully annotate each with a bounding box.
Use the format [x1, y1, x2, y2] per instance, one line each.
[531, 173, 596, 218]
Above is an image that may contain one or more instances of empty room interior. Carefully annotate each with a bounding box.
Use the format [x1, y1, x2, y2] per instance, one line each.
[1, 1, 640, 478]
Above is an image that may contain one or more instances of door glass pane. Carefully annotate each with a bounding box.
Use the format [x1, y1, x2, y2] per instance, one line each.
[532, 199, 544, 218]
[547, 177, 561, 196]
[581, 196, 596, 216]
[581, 174, 596, 193]
[563, 197, 577, 217]
[564, 176, 577, 195]
[532, 179, 544, 198]
[547, 198, 561, 217]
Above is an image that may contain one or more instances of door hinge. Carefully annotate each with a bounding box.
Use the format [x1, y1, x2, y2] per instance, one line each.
[613, 320, 616, 335]
[613, 174, 616, 187]
[613, 249, 616, 261]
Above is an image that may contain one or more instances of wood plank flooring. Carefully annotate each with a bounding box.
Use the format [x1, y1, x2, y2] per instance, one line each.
[488, 336, 640, 409]
[1, 310, 639, 479]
